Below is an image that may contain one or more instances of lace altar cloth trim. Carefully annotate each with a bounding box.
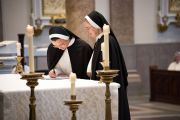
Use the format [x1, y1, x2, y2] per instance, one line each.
[0, 74, 119, 120]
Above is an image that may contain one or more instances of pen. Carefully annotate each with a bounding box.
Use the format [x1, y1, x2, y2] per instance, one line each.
[53, 69, 56, 74]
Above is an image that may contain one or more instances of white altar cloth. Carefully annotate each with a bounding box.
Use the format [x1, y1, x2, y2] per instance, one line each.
[0, 74, 119, 120]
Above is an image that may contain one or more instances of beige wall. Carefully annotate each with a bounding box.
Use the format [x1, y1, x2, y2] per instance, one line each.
[2, 0, 31, 43]
[66, 0, 95, 48]
[134, 0, 180, 44]
[110, 0, 134, 44]
[1, 0, 180, 47]
[95, 0, 110, 23]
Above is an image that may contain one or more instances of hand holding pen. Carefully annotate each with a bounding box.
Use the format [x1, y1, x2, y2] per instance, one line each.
[49, 69, 57, 78]
[53, 69, 56, 74]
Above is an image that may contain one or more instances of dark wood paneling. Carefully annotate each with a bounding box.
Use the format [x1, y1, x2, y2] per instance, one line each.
[121, 43, 180, 95]
[150, 66, 180, 105]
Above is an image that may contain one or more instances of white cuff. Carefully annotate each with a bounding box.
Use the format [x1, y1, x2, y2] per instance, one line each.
[54, 69, 63, 75]
[87, 53, 93, 73]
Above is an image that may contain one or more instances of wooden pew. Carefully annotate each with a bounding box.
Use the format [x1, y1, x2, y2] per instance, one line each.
[149, 65, 180, 105]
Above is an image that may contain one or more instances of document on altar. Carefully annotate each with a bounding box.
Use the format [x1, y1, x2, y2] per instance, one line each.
[42, 75, 69, 80]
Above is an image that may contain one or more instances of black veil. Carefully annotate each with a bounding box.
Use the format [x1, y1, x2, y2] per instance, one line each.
[86, 11, 128, 87]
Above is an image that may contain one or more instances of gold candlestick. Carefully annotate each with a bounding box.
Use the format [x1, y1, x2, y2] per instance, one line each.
[21, 73, 44, 120]
[14, 56, 24, 74]
[64, 95, 83, 120]
[96, 62, 119, 120]
[98, 60, 110, 83]
[0, 61, 3, 66]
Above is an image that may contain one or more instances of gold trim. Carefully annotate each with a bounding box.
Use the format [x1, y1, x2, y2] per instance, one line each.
[34, 28, 43, 36]
[21, 73, 44, 120]
[71, 95, 76, 100]
[175, 13, 180, 23]
[158, 16, 169, 33]
[169, 0, 180, 14]
[99, 60, 110, 71]
[64, 95, 83, 120]
[98, 60, 110, 83]
[41, 0, 66, 17]
[34, 18, 43, 36]
[96, 69, 119, 120]
[50, 15, 66, 27]
[158, 24, 168, 32]
[162, 15, 168, 24]
[0, 61, 3, 66]
[35, 18, 42, 28]
[14, 56, 25, 74]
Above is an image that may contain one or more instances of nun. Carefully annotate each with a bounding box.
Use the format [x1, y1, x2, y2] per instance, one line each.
[84, 11, 131, 120]
[47, 26, 93, 79]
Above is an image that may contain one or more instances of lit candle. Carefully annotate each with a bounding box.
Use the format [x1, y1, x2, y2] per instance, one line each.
[26, 25, 34, 73]
[16, 42, 21, 56]
[70, 72, 76, 95]
[101, 42, 105, 61]
[103, 24, 110, 66]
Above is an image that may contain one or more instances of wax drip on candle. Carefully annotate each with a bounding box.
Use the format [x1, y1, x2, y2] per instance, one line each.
[103, 24, 110, 67]
[70, 72, 76, 95]
[101, 42, 105, 61]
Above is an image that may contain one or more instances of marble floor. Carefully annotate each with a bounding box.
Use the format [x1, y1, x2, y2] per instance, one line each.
[128, 95, 180, 120]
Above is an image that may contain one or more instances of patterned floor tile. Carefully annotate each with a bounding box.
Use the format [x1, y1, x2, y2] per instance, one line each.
[128, 95, 180, 120]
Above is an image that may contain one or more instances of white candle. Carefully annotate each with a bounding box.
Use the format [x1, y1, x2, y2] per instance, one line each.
[101, 42, 105, 61]
[16, 42, 21, 56]
[26, 25, 34, 73]
[70, 72, 76, 95]
[103, 24, 110, 66]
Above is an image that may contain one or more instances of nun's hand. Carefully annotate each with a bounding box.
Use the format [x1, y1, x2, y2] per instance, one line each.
[87, 72, 91, 78]
[49, 70, 58, 78]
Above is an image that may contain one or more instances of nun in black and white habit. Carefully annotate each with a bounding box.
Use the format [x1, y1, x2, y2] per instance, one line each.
[47, 26, 93, 79]
[84, 11, 131, 120]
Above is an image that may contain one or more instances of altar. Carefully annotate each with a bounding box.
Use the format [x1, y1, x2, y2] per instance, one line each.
[0, 74, 119, 120]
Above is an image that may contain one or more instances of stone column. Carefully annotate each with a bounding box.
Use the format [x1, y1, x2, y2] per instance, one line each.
[110, 0, 134, 44]
[66, 0, 95, 48]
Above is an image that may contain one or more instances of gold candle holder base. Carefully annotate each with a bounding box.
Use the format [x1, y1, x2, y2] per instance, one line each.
[0, 61, 3, 66]
[21, 73, 44, 120]
[64, 95, 83, 120]
[14, 56, 25, 74]
[96, 70, 119, 120]
[98, 61, 110, 83]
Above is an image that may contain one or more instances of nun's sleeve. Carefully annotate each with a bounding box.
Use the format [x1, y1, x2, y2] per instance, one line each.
[54, 68, 64, 75]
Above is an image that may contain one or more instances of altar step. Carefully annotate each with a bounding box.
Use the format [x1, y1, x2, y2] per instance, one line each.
[0, 57, 17, 74]
[127, 70, 143, 96]
[0, 41, 18, 74]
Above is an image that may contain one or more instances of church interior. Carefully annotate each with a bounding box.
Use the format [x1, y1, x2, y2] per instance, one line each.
[0, 0, 180, 120]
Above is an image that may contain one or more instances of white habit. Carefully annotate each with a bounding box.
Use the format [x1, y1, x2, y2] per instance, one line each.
[167, 61, 180, 71]
[87, 32, 104, 73]
[54, 38, 75, 76]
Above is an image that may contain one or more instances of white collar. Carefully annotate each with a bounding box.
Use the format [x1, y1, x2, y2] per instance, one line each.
[96, 32, 104, 41]
[68, 38, 75, 47]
